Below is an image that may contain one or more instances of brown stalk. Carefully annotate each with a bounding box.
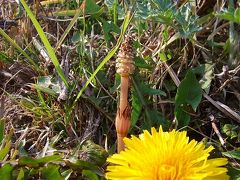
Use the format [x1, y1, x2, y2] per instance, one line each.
[115, 35, 135, 153]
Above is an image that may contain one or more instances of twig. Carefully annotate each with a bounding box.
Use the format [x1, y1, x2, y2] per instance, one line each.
[209, 114, 225, 146]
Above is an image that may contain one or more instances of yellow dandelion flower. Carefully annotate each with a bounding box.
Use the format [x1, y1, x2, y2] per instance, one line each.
[106, 127, 229, 180]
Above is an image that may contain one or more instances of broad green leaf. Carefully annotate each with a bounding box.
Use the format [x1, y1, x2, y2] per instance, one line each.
[174, 4, 201, 38]
[216, 10, 234, 22]
[41, 164, 64, 180]
[37, 76, 52, 87]
[65, 159, 103, 176]
[85, 0, 101, 14]
[19, 157, 40, 168]
[159, 51, 168, 61]
[101, 19, 120, 47]
[223, 150, 240, 160]
[132, 75, 168, 130]
[131, 90, 142, 127]
[82, 170, 99, 180]
[19, 0, 68, 88]
[37, 155, 62, 164]
[138, 81, 166, 96]
[134, 57, 152, 69]
[227, 167, 240, 179]
[135, 0, 174, 24]
[222, 124, 238, 139]
[145, 109, 169, 129]
[19, 155, 62, 168]
[81, 141, 108, 166]
[175, 70, 202, 128]
[192, 63, 214, 93]
[142, 87, 166, 96]
[132, 75, 152, 129]
[216, 8, 240, 23]
[0, 164, 13, 180]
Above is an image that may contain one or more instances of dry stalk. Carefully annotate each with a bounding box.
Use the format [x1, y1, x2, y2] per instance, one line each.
[115, 35, 135, 152]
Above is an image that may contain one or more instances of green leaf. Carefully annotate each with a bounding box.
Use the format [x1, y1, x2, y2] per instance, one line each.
[82, 170, 99, 180]
[0, 119, 5, 144]
[19, 155, 62, 168]
[55, 6, 83, 50]
[135, 0, 174, 24]
[37, 155, 63, 164]
[105, 0, 124, 20]
[32, 84, 57, 96]
[61, 169, 73, 180]
[16, 168, 25, 180]
[19, 157, 40, 168]
[145, 110, 169, 129]
[131, 90, 142, 127]
[37, 76, 52, 87]
[81, 140, 108, 166]
[222, 124, 239, 139]
[41, 164, 64, 180]
[68, 11, 132, 122]
[216, 10, 234, 22]
[174, 4, 201, 38]
[0, 164, 13, 180]
[85, 0, 101, 14]
[20, 98, 36, 109]
[0, 52, 13, 64]
[0, 141, 11, 160]
[101, 19, 120, 47]
[134, 57, 152, 69]
[32, 76, 62, 96]
[223, 150, 240, 160]
[234, 8, 240, 23]
[159, 51, 168, 61]
[0, 28, 39, 70]
[216, 8, 240, 24]
[65, 159, 103, 176]
[132, 75, 169, 130]
[19, 0, 68, 88]
[138, 81, 166, 96]
[175, 70, 202, 128]
[227, 167, 240, 179]
[142, 87, 166, 96]
[192, 63, 214, 93]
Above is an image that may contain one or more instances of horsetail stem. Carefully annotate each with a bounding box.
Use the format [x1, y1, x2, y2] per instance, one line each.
[115, 35, 135, 152]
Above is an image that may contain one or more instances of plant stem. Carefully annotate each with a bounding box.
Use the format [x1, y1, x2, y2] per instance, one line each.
[120, 76, 129, 111]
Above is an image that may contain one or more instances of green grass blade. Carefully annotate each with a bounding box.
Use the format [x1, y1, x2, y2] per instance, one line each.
[19, 0, 69, 88]
[0, 28, 39, 70]
[65, 11, 132, 122]
[55, 6, 83, 51]
[73, 11, 131, 103]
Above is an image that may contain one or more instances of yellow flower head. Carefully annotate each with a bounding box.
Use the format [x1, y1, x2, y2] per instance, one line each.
[106, 127, 229, 180]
